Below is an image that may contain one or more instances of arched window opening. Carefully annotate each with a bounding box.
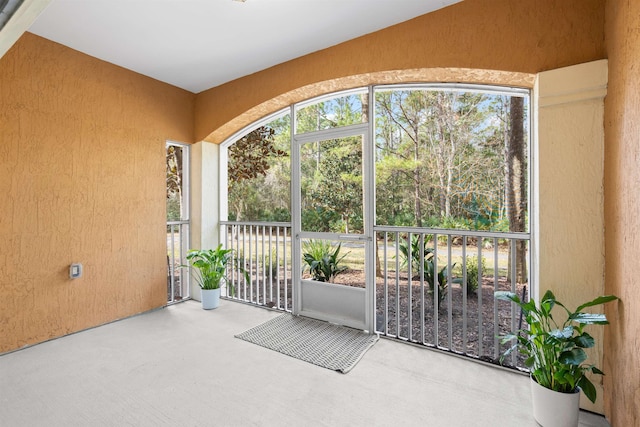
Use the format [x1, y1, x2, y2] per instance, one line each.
[225, 111, 291, 223]
[221, 83, 531, 370]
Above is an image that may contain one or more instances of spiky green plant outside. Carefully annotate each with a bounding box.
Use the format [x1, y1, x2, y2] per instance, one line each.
[397, 234, 433, 273]
[398, 234, 454, 309]
[302, 240, 349, 283]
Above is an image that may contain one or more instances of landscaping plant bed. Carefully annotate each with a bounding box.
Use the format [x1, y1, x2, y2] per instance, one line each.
[234, 266, 528, 369]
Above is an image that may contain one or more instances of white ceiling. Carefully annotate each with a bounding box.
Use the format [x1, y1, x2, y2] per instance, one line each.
[27, 0, 461, 93]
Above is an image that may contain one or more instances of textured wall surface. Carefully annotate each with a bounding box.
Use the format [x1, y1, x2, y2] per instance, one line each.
[603, 1, 640, 425]
[0, 33, 195, 353]
[195, 0, 605, 143]
[537, 61, 608, 414]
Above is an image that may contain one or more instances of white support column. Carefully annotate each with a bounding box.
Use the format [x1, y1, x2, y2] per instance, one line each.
[190, 141, 221, 300]
[534, 59, 608, 413]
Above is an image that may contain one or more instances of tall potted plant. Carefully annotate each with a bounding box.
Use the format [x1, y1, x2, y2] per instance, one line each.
[495, 290, 618, 427]
[185, 244, 234, 309]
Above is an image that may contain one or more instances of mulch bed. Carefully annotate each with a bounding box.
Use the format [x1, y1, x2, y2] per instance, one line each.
[330, 269, 527, 368]
[225, 267, 529, 369]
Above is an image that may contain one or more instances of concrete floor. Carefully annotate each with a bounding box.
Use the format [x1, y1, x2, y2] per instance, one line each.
[0, 300, 611, 427]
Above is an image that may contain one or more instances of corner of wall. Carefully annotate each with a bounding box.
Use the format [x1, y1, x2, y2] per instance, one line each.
[534, 59, 608, 413]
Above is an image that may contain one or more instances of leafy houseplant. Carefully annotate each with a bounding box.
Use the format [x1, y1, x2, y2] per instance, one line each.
[495, 289, 618, 421]
[302, 239, 348, 283]
[185, 244, 238, 309]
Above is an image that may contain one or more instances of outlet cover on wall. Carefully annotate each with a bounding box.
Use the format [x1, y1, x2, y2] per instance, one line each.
[69, 263, 83, 279]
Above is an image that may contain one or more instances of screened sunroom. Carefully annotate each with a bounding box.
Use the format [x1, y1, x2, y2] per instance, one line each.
[2, 0, 632, 425]
[204, 84, 533, 369]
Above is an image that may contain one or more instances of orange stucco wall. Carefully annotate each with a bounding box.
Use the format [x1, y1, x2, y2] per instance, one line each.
[604, 1, 640, 425]
[195, 0, 605, 143]
[0, 33, 195, 353]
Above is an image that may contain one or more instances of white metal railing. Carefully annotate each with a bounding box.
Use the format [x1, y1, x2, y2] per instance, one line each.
[221, 221, 529, 369]
[167, 220, 190, 303]
[222, 221, 293, 311]
[374, 225, 529, 369]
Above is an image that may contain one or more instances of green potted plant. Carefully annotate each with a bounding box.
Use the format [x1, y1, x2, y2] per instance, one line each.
[495, 290, 618, 427]
[185, 244, 234, 309]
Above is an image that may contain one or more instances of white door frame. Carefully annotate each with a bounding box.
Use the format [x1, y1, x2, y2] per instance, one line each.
[291, 107, 376, 331]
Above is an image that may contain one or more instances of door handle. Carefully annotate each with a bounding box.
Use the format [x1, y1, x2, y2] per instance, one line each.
[339, 235, 371, 242]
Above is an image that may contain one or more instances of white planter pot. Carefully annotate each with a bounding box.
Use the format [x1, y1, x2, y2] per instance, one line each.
[201, 288, 221, 310]
[530, 377, 580, 427]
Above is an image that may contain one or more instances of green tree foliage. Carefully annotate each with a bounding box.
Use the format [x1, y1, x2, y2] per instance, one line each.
[227, 118, 291, 221]
[301, 137, 363, 233]
[166, 144, 184, 220]
[228, 126, 287, 182]
[227, 88, 528, 241]
[298, 93, 366, 233]
[375, 89, 525, 231]
[296, 93, 364, 133]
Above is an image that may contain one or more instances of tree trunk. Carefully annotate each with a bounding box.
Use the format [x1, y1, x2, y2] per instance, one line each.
[435, 130, 446, 218]
[506, 97, 527, 283]
[445, 132, 455, 218]
[413, 124, 423, 227]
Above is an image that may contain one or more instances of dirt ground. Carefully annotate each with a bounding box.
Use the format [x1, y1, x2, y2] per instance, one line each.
[332, 269, 527, 368]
